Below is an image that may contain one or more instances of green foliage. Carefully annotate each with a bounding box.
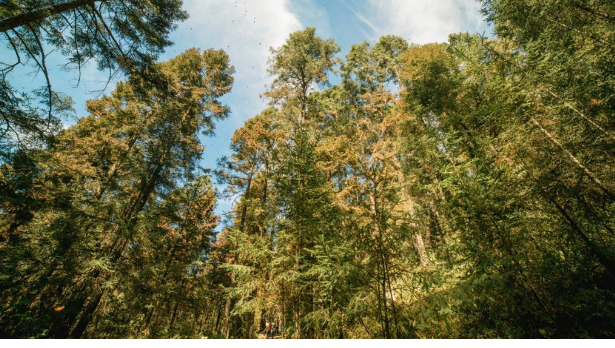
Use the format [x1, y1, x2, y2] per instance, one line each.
[0, 48, 232, 338]
[0, 0, 188, 159]
[3, 1, 615, 339]
[215, 4, 615, 338]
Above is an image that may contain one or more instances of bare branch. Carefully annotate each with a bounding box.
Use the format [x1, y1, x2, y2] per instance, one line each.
[25, 24, 54, 125]
[1, 33, 22, 76]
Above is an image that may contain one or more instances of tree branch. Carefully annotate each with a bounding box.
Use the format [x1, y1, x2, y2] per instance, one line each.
[0, 0, 105, 32]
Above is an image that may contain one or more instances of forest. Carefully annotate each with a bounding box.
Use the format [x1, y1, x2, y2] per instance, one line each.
[1, 0, 615, 339]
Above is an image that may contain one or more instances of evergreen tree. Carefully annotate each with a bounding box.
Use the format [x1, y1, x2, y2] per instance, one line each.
[0, 48, 233, 338]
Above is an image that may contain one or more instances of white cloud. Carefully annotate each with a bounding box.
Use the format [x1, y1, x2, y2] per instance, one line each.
[44, 0, 301, 129]
[167, 0, 302, 223]
[363, 0, 486, 44]
[170, 0, 301, 126]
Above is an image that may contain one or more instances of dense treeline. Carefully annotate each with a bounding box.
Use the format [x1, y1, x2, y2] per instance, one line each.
[2, 0, 615, 338]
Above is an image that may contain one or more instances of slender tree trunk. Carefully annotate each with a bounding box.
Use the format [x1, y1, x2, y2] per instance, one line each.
[223, 296, 232, 338]
[167, 278, 187, 335]
[57, 132, 173, 337]
[542, 89, 615, 144]
[214, 300, 223, 335]
[530, 117, 614, 198]
[369, 189, 390, 338]
[413, 232, 430, 269]
[96, 134, 139, 200]
[141, 243, 178, 334]
[373, 259, 385, 337]
[239, 171, 253, 233]
[572, 3, 615, 21]
[168, 301, 181, 334]
[69, 289, 105, 338]
[384, 260, 399, 338]
[546, 195, 615, 279]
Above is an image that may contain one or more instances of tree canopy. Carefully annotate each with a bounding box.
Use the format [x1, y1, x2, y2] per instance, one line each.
[2, 0, 615, 339]
[0, 0, 188, 160]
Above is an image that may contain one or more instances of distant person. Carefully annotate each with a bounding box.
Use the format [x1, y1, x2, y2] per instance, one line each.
[265, 323, 272, 339]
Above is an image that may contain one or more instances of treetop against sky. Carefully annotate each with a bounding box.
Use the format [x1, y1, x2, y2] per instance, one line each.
[0, 0, 489, 221]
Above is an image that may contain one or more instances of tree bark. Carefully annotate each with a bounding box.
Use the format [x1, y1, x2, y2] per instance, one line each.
[239, 171, 253, 233]
[69, 290, 105, 338]
[223, 296, 232, 338]
[168, 279, 187, 334]
[413, 232, 430, 269]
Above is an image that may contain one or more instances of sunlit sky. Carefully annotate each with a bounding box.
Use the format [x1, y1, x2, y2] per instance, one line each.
[5, 0, 491, 220]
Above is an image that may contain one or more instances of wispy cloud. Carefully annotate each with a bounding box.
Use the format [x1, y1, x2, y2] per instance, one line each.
[171, 0, 301, 125]
[362, 0, 487, 44]
[353, 9, 379, 34]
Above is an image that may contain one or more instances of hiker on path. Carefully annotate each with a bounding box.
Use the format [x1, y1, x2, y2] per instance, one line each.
[265, 323, 273, 339]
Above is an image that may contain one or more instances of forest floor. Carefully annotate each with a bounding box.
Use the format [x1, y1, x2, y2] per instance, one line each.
[256, 335, 284, 339]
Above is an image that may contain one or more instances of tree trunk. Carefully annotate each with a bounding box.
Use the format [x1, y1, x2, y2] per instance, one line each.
[546, 195, 615, 279]
[542, 89, 615, 144]
[168, 279, 187, 335]
[69, 290, 105, 338]
[223, 296, 232, 338]
[413, 232, 430, 269]
[369, 189, 390, 338]
[214, 300, 223, 334]
[239, 171, 253, 233]
[530, 117, 613, 198]
[56, 145, 170, 337]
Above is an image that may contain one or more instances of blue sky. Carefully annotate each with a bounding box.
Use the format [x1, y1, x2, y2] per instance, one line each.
[3, 0, 490, 220]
